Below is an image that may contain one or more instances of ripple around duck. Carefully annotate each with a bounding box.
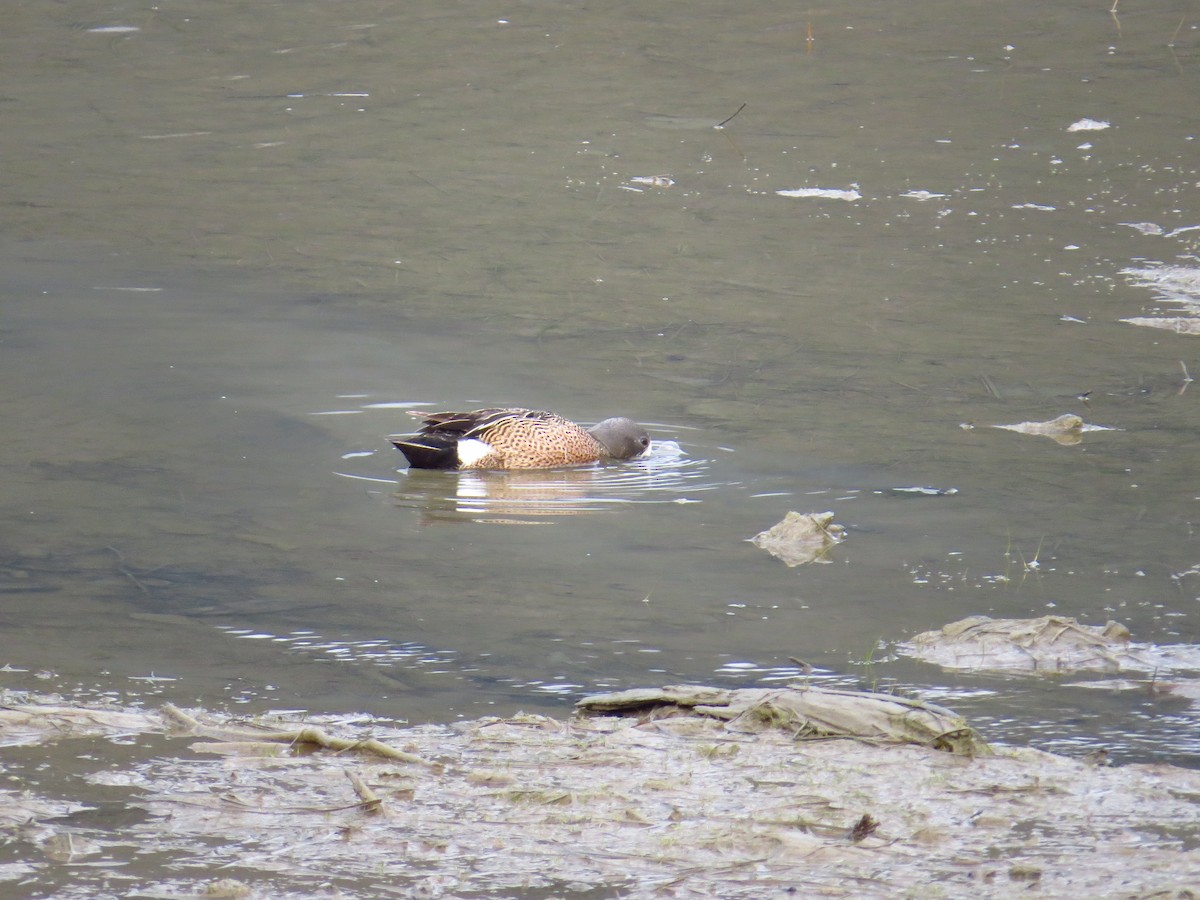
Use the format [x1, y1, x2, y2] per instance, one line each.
[339, 437, 732, 524]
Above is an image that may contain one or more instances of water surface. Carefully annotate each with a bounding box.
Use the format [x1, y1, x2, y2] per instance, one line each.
[3, 0, 1200, 775]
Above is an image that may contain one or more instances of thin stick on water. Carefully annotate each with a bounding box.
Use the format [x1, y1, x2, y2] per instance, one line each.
[714, 103, 746, 129]
[1169, 15, 1185, 46]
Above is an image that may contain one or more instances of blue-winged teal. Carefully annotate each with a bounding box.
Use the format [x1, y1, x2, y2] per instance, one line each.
[392, 408, 651, 470]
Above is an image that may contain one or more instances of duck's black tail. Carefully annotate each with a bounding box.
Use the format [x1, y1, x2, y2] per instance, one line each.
[392, 436, 459, 469]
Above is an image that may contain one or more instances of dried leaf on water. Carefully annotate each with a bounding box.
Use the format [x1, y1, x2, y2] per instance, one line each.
[750, 511, 846, 567]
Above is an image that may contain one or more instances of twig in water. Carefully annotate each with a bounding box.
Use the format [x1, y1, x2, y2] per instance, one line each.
[345, 769, 384, 813]
[979, 373, 1001, 399]
[1169, 15, 1186, 46]
[714, 103, 746, 130]
[106, 545, 148, 594]
[787, 656, 815, 676]
[161, 703, 437, 766]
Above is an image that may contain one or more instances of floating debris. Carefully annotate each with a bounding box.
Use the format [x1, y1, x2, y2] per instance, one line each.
[991, 413, 1117, 446]
[878, 486, 959, 497]
[577, 683, 990, 755]
[1121, 316, 1200, 335]
[1123, 223, 1200, 239]
[628, 175, 674, 188]
[750, 511, 845, 566]
[1067, 118, 1110, 132]
[1120, 265, 1200, 333]
[775, 187, 862, 201]
[1123, 264, 1200, 302]
[900, 615, 1200, 675]
[1122, 222, 1166, 236]
[4, 692, 1200, 895]
[161, 703, 437, 766]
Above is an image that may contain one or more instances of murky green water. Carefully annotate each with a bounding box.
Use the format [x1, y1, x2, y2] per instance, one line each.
[4, 0, 1200, 789]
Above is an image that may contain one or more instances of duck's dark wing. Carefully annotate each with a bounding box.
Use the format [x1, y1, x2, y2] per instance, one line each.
[409, 408, 533, 437]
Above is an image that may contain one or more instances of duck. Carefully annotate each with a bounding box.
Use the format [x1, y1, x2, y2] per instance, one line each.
[392, 408, 651, 470]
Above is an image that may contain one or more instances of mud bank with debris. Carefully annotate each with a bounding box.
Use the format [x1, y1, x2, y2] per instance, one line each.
[3, 684, 1199, 899]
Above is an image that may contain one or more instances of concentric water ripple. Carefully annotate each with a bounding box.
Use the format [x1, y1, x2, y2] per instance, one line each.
[394, 440, 724, 523]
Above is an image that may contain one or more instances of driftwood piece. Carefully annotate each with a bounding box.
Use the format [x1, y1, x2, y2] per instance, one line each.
[161, 704, 436, 767]
[345, 769, 384, 814]
[576, 684, 989, 756]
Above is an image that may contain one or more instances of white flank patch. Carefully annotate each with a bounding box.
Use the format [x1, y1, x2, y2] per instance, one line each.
[456, 439, 495, 467]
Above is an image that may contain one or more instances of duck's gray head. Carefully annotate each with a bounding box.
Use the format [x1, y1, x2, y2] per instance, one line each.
[588, 416, 651, 460]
